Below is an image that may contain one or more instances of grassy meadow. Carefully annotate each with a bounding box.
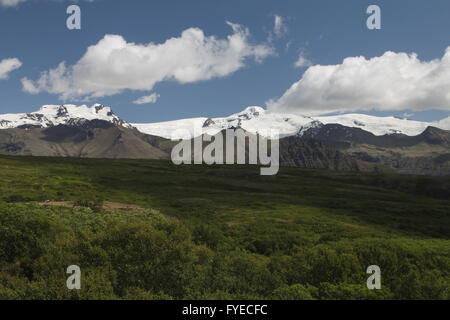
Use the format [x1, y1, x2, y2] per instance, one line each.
[0, 155, 449, 299]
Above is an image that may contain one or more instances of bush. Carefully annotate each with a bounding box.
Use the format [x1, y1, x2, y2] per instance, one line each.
[74, 197, 104, 213]
[271, 284, 318, 300]
[0, 201, 448, 300]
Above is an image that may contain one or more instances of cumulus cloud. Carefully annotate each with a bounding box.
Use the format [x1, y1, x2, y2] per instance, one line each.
[133, 93, 160, 105]
[268, 47, 450, 115]
[22, 22, 274, 101]
[273, 15, 287, 39]
[0, 58, 22, 79]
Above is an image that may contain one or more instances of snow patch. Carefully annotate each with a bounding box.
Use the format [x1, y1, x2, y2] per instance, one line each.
[0, 104, 131, 129]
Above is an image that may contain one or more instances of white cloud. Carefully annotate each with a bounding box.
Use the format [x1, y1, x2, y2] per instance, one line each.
[268, 47, 450, 116]
[0, 0, 27, 7]
[133, 93, 160, 105]
[402, 112, 414, 119]
[294, 52, 312, 68]
[273, 15, 287, 38]
[0, 58, 22, 79]
[22, 22, 274, 101]
[21, 77, 40, 93]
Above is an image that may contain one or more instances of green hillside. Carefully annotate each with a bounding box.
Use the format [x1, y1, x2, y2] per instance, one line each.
[0, 155, 449, 300]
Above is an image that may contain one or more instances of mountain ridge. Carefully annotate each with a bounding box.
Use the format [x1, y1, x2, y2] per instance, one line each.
[131, 106, 450, 139]
[1, 104, 449, 139]
[0, 104, 132, 130]
[1, 104, 449, 176]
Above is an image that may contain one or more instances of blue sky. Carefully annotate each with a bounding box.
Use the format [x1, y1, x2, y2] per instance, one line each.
[1, 0, 450, 123]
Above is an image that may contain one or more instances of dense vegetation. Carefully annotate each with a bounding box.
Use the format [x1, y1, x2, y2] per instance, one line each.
[0, 155, 449, 300]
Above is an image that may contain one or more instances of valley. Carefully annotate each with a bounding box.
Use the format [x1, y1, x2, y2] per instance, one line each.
[0, 155, 448, 299]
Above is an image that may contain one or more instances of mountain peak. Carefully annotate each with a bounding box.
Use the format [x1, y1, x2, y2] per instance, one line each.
[0, 104, 131, 130]
[2, 104, 450, 140]
[232, 106, 266, 120]
[92, 104, 113, 115]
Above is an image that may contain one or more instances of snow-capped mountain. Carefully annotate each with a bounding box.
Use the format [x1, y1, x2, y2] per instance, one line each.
[0, 104, 132, 129]
[132, 106, 450, 139]
[434, 116, 450, 131]
[315, 114, 433, 136]
[133, 117, 209, 140]
[1, 104, 449, 176]
[134, 106, 322, 139]
[1, 104, 449, 139]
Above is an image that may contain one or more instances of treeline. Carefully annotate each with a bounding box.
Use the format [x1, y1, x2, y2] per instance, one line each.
[0, 203, 448, 300]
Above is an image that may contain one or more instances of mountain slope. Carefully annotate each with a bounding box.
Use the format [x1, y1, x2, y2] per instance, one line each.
[302, 124, 450, 175]
[279, 136, 376, 172]
[0, 120, 169, 159]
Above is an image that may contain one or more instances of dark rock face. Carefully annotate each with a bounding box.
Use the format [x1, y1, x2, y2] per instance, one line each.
[194, 130, 377, 173]
[0, 120, 169, 160]
[17, 124, 42, 129]
[0, 120, 12, 127]
[1, 142, 24, 154]
[203, 118, 216, 127]
[301, 124, 450, 176]
[279, 137, 367, 171]
[56, 106, 69, 117]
